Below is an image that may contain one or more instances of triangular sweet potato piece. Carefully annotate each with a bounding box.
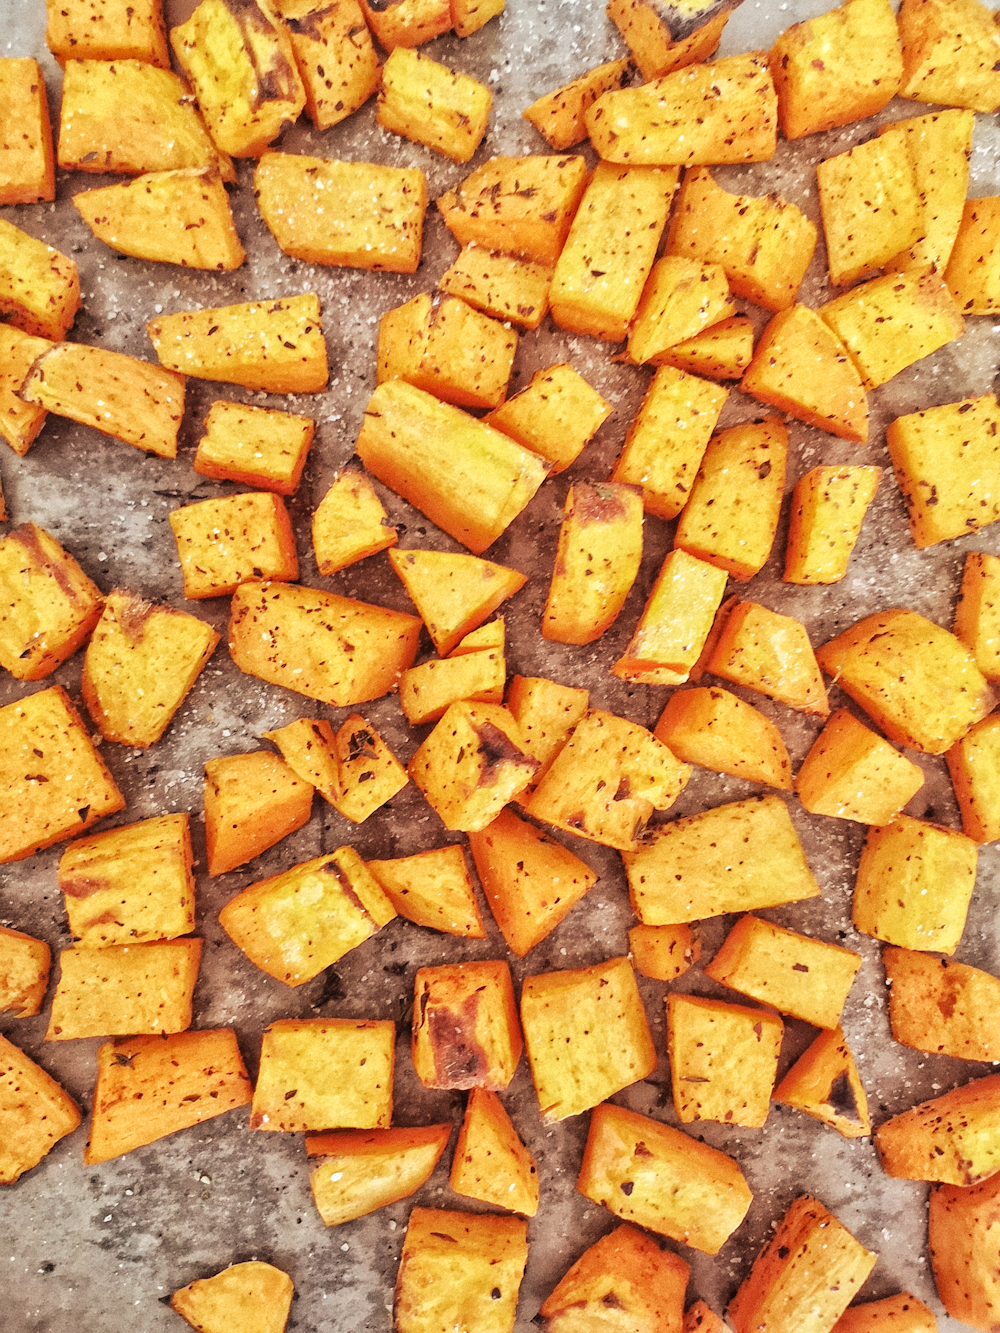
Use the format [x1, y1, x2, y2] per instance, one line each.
[772, 1026, 871, 1138]
[707, 601, 829, 717]
[388, 548, 526, 656]
[306, 1124, 451, 1227]
[540, 1222, 689, 1331]
[450, 617, 505, 656]
[367, 844, 485, 938]
[170, 1261, 293, 1333]
[450, 1087, 538, 1216]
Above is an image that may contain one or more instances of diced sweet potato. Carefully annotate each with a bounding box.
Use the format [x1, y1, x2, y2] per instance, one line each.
[629, 923, 700, 982]
[523, 57, 632, 151]
[945, 197, 1000, 314]
[503, 674, 589, 793]
[377, 293, 516, 410]
[0, 927, 50, 1018]
[450, 1087, 538, 1215]
[880, 109, 974, 274]
[169, 493, 298, 599]
[0, 218, 79, 341]
[0, 1032, 81, 1184]
[884, 945, 1000, 1062]
[312, 470, 397, 575]
[628, 257, 734, 366]
[368, 844, 484, 938]
[540, 1223, 689, 1332]
[306, 1124, 451, 1227]
[831, 1293, 936, 1333]
[276, 0, 380, 131]
[356, 0, 451, 50]
[377, 47, 491, 163]
[485, 363, 610, 473]
[412, 959, 522, 1091]
[668, 994, 783, 1128]
[613, 549, 728, 684]
[898, 0, 1000, 112]
[784, 466, 881, 584]
[399, 645, 505, 725]
[659, 315, 754, 381]
[0, 326, 51, 456]
[252, 1017, 394, 1130]
[772, 1026, 871, 1139]
[707, 601, 829, 717]
[45, 939, 201, 1041]
[955, 551, 1000, 680]
[46, 0, 169, 66]
[875, 1073, 1000, 1185]
[194, 400, 315, 496]
[947, 712, 1000, 843]
[389, 547, 524, 656]
[654, 687, 792, 789]
[606, 0, 737, 82]
[438, 245, 552, 331]
[795, 709, 924, 825]
[203, 750, 314, 876]
[930, 1170, 1000, 1329]
[170, 1263, 293, 1333]
[0, 58, 54, 204]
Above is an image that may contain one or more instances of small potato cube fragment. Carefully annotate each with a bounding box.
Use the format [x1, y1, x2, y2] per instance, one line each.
[194, 401, 314, 496]
[170, 0, 306, 158]
[169, 493, 298, 599]
[276, 0, 379, 131]
[45, 939, 202, 1041]
[899, 0, 1000, 112]
[400, 645, 505, 726]
[525, 709, 690, 852]
[357, 0, 451, 50]
[85, 1028, 251, 1164]
[613, 549, 728, 685]
[884, 945, 1000, 1062]
[330, 714, 409, 823]
[307, 1124, 451, 1227]
[438, 245, 552, 331]
[521, 956, 656, 1122]
[586, 54, 777, 167]
[955, 551, 1000, 680]
[542, 481, 644, 645]
[389, 548, 524, 657]
[220, 847, 395, 986]
[0, 59, 54, 204]
[607, 0, 737, 83]
[816, 608, 995, 754]
[785, 466, 881, 585]
[881, 109, 974, 275]
[204, 750, 313, 876]
[256, 152, 427, 272]
[945, 198, 1000, 314]
[485, 363, 610, 473]
[876, 1073, 1000, 1185]
[0, 218, 79, 341]
[947, 713, 1000, 843]
[504, 674, 589, 792]
[629, 922, 700, 982]
[625, 795, 819, 925]
[378, 47, 491, 163]
[229, 581, 422, 706]
[58, 813, 195, 949]
[795, 709, 924, 825]
[772, 1026, 871, 1139]
[831, 1294, 936, 1333]
[468, 806, 596, 957]
[437, 154, 589, 266]
[654, 687, 792, 790]
[147, 293, 328, 394]
[451, 1087, 538, 1215]
[728, 1196, 877, 1333]
[853, 815, 979, 954]
[394, 1208, 528, 1333]
[0, 1033, 81, 1184]
[577, 1102, 753, 1255]
[665, 168, 816, 312]
[541, 1223, 689, 1333]
[46, 0, 169, 66]
[262, 716, 340, 806]
[707, 601, 829, 717]
[628, 257, 733, 367]
[932, 1171, 1000, 1329]
[0, 927, 50, 1018]
[82, 590, 219, 747]
[770, 0, 903, 139]
[313, 470, 396, 574]
[524, 58, 633, 151]
[0, 686, 125, 864]
[412, 959, 522, 1091]
[742, 307, 868, 443]
[660, 315, 754, 381]
[170, 1263, 293, 1333]
[0, 522, 104, 681]
[252, 1017, 394, 1131]
[368, 844, 484, 938]
[669, 995, 782, 1128]
[0, 326, 51, 457]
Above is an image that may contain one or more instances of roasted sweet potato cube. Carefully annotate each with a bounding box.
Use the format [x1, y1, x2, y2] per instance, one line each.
[612, 365, 727, 521]
[262, 716, 340, 807]
[85, 1028, 251, 1164]
[378, 47, 491, 163]
[548, 162, 680, 342]
[46, 0, 169, 66]
[0, 522, 104, 681]
[329, 714, 409, 823]
[368, 844, 484, 938]
[0, 927, 50, 1018]
[203, 750, 314, 876]
[685, 1301, 725, 1333]
[437, 154, 589, 266]
[452, 621, 504, 655]
[377, 293, 516, 410]
[769, 0, 903, 139]
[82, 590, 219, 747]
[628, 257, 733, 366]
[785, 466, 880, 585]
[147, 293, 328, 394]
[577, 1102, 752, 1255]
[884, 945, 1000, 1061]
[932, 1171, 1000, 1328]
[668, 994, 782, 1129]
[541, 1223, 690, 1332]
[876, 1072, 1000, 1185]
[742, 307, 868, 443]
[356, 0, 451, 50]
[0, 1033, 81, 1184]
[485, 363, 610, 473]
[45, 939, 202, 1041]
[503, 674, 589, 791]
[451, 0, 503, 37]
[438, 245, 552, 331]
[394, 1208, 529, 1333]
[412, 959, 522, 1091]
[0, 326, 51, 457]
[57, 59, 233, 178]
[525, 709, 690, 852]
[524, 57, 632, 151]
[613, 549, 728, 684]
[629, 922, 700, 982]
[0, 218, 79, 342]
[728, 1196, 877, 1333]
[194, 401, 314, 496]
[955, 551, 1000, 680]
[252, 1017, 394, 1131]
[853, 815, 979, 954]
[816, 608, 995, 754]
[229, 581, 422, 706]
[389, 548, 524, 656]
[542, 481, 644, 645]
[521, 956, 656, 1122]
[450, 1087, 538, 1215]
[831, 1293, 937, 1333]
[0, 58, 54, 204]
[707, 601, 829, 716]
[659, 315, 754, 381]
[665, 168, 816, 312]
[624, 795, 820, 925]
[312, 469, 396, 575]
[607, 0, 736, 81]
[169, 493, 298, 599]
[58, 813, 195, 949]
[654, 687, 792, 790]
[586, 53, 777, 167]
[275, 0, 380, 131]
[899, 0, 1000, 111]
[946, 198, 1000, 316]
[170, 0, 306, 158]
[795, 709, 924, 825]
[772, 1026, 871, 1139]
[170, 1263, 293, 1333]
[400, 646, 505, 726]
[880, 108, 974, 275]
[306, 1124, 451, 1227]
[947, 712, 1000, 843]
[256, 152, 427, 272]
